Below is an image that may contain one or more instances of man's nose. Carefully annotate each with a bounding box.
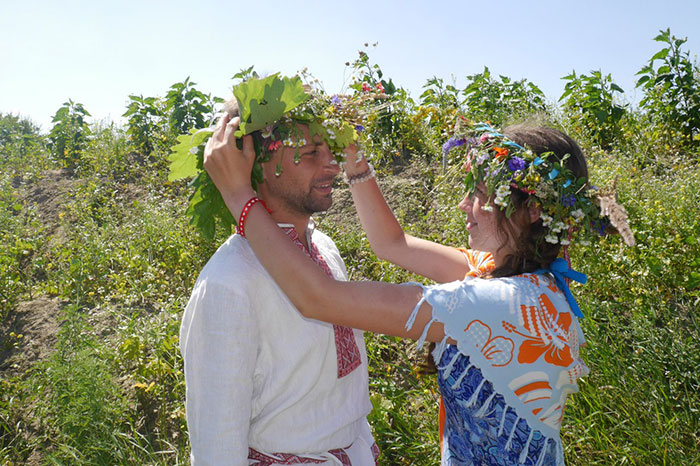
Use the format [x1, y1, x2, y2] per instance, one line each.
[319, 146, 340, 173]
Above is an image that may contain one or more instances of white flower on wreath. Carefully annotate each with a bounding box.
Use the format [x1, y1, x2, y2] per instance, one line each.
[571, 209, 585, 223]
[551, 221, 567, 233]
[545, 233, 559, 244]
[541, 213, 553, 227]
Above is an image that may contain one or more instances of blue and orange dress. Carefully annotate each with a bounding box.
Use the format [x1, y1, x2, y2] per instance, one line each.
[411, 250, 588, 466]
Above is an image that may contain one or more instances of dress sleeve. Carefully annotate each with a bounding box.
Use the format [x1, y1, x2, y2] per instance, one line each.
[180, 277, 258, 465]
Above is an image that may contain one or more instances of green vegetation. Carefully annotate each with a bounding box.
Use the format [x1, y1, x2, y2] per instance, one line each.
[1, 30, 700, 465]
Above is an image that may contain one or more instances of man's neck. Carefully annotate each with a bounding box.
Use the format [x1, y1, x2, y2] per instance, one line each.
[271, 213, 312, 249]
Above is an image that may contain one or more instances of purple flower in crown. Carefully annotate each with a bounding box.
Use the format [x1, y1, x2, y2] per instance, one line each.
[593, 219, 609, 236]
[561, 193, 576, 207]
[485, 166, 501, 178]
[355, 124, 364, 132]
[442, 137, 466, 157]
[507, 156, 526, 172]
[331, 95, 342, 108]
[476, 152, 490, 166]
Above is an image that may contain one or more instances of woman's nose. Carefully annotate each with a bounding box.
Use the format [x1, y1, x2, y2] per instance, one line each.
[458, 195, 471, 212]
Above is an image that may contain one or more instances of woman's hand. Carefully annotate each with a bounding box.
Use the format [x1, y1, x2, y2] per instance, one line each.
[342, 143, 370, 177]
[203, 113, 257, 218]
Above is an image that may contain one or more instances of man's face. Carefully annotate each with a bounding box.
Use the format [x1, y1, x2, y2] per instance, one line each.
[259, 124, 340, 216]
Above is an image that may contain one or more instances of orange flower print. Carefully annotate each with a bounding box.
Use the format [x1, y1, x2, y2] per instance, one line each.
[503, 294, 573, 367]
[464, 320, 514, 367]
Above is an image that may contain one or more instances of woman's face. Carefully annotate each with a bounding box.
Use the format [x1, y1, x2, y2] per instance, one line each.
[458, 184, 514, 256]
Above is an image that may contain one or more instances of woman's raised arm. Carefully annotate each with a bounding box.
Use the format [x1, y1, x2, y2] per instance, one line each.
[343, 147, 469, 283]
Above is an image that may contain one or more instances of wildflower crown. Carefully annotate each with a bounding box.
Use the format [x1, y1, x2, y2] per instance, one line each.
[443, 120, 634, 247]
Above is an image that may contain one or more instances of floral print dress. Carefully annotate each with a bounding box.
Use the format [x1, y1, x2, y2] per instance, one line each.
[409, 250, 588, 466]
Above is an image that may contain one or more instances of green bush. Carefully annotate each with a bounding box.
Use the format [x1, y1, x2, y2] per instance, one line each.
[637, 29, 700, 151]
[560, 70, 626, 149]
[47, 100, 91, 170]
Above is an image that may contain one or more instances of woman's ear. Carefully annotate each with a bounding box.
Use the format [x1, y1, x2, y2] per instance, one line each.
[528, 201, 541, 224]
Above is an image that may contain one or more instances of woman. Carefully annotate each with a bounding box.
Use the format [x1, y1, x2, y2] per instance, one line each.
[204, 113, 622, 465]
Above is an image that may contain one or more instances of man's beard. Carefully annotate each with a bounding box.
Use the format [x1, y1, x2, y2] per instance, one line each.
[268, 183, 333, 216]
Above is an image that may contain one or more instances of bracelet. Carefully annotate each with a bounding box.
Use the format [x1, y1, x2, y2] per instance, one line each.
[343, 163, 376, 185]
[237, 196, 268, 238]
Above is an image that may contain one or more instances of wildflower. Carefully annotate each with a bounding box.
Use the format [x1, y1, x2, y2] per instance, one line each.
[541, 214, 553, 227]
[560, 238, 570, 246]
[561, 193, 576, 207]
[442, 137, 466, 157]
[476, 152, 489, 166]
[493, 147, 509, 159]
[485, 166, 501, 178]
[545, 233, 559, 244]
[481, 204, 494, 212]
[355, 124, 364, 132]
[331, 95, 341, 107]
[361, 82, 371, 92]
[534, 182, 555, 199]
[268, 140, 282, 151]
[551, 221, 566, 233]
[376, 82, 385, 93]
[571, 209, 585, 222]
[507, 156, 526, 172]
[494, 184, 511, 206]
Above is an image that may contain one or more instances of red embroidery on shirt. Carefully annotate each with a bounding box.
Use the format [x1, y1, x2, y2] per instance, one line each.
[282, 226, 362, 379]
[249, 448, 328, 465]
[371, 442, 380, 462]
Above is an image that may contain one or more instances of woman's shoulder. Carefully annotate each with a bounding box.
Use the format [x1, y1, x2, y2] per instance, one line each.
[456, 248, 495, 277]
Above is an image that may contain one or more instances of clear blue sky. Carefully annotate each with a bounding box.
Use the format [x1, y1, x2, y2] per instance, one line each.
[2, 0, 698, 132]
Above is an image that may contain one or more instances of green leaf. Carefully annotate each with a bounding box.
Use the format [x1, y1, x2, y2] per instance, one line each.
[635, 75, 650, 87]
[593, 110, 607, 124]
[610, 83, 625, 93]
[167, 129, 213, 181]
[233, 74, 309, 135]
[651, 48, 670, 61]
[688, 272, 700, 290]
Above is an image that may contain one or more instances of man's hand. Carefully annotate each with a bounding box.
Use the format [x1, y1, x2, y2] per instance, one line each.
[203, 113, 257, 218]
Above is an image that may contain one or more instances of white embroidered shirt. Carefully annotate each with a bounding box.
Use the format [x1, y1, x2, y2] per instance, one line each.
[180, 228, 374, 465]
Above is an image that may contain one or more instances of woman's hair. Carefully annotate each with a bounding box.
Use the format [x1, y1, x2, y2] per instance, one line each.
[490, 125, 588, 278]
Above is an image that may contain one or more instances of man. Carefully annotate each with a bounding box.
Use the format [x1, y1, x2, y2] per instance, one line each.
[179, 106, 378, 465]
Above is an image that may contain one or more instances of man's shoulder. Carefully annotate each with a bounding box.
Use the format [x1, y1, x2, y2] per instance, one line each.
[197, 235, 264, 285]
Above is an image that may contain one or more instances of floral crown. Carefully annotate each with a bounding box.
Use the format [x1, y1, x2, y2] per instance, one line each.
[443, 120, 635, 248]
[168, 73, 386, 240]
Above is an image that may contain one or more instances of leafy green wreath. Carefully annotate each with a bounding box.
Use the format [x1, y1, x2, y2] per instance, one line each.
[168, 73, 376, 240]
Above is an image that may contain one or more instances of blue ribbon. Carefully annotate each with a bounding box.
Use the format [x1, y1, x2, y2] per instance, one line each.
[535, 258, 587, 318]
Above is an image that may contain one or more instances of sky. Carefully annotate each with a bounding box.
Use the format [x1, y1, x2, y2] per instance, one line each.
[2, 0, 699, 132]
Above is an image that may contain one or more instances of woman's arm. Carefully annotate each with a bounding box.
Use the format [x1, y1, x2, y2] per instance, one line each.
[343, 148, 469, 283]
[203, 115, 445, 342]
